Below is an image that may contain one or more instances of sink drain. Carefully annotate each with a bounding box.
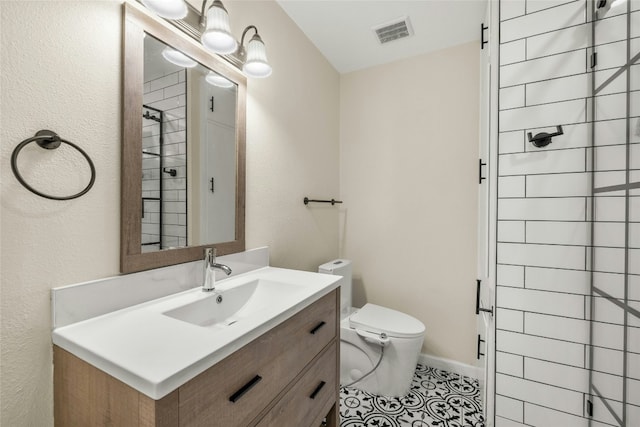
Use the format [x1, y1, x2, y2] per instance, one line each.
[216, 295, 223, 304]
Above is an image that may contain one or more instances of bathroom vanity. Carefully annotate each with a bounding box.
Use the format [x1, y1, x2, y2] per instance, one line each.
[52, 266, 340, 427]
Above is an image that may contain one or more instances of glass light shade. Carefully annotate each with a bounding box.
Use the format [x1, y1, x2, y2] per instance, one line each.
[201, 2, 238, 55]
[205, 71, 234, 88]
[162, 47, 197, 68]
[242, 35, 272, 78]
[141, 0, 188, 20]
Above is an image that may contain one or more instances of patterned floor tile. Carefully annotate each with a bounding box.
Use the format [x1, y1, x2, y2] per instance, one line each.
[340, 364, 484, 427]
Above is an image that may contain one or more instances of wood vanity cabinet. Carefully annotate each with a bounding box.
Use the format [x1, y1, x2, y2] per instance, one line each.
[54, 289, 340, 427]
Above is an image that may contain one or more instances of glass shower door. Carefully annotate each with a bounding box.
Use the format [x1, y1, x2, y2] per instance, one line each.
[142, 105, 163, 252]
[588, 1, 640, 425]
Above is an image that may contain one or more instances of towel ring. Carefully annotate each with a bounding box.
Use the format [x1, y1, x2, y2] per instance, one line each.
[11, 130, 96, 200]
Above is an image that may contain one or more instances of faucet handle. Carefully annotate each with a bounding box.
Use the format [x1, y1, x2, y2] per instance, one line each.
[205, 247, 216, 263]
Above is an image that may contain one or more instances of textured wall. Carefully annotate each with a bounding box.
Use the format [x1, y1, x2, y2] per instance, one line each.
[1, 2, 123, 425]
[340, 42, 480, 364]
[0, 1, 340, 425]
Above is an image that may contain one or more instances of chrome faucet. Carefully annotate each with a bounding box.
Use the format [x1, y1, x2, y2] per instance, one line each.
[203, 248, 232, 292]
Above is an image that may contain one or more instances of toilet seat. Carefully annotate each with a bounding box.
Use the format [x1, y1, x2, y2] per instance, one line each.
[349, 303, 425, 339]
[320, 258, 426, 397]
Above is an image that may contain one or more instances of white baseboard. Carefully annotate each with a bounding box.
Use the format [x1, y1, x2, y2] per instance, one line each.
[418, 353, 481, 380]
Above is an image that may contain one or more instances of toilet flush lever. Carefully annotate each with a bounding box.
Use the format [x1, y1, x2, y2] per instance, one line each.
[356, 329, 390, 347]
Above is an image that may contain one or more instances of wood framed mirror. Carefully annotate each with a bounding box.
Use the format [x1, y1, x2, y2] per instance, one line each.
[121, 2, 246, 273]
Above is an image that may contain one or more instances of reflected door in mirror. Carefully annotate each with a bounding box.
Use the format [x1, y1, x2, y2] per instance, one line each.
[199, 81, 236, 245]
[141, 33, 237, 252]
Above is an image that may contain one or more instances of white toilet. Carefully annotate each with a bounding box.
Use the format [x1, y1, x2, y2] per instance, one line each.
[319, 259, 425, 397]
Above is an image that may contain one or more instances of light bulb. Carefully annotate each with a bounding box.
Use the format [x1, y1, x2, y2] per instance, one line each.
[205, 72, 234, 88]
[162, 47, 197, 68]
[141, 0, 188, 20]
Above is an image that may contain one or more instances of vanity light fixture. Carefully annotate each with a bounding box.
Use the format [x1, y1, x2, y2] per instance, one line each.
[205, 71, 234, 88]
[141, 0, 272, 78]
[201, 0, 237, 54]
[239, 26, 272, 78]
[162, 46, 198, 68]
[199, 1, 272, 77]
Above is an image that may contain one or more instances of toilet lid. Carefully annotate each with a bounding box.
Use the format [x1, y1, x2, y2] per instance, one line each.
[349, 303, 425, 339]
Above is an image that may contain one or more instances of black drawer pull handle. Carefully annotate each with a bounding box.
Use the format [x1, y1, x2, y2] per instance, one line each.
[310, 321, 326, 335]
[229, 375, 262, 403]
[310, 381, 326, 399]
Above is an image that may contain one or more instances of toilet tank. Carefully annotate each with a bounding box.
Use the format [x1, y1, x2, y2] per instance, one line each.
[318, 259, 352, 318]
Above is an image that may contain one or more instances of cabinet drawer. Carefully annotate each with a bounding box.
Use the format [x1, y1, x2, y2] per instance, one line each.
[256, 341, 337, 427]
[179, 290, 337, 427]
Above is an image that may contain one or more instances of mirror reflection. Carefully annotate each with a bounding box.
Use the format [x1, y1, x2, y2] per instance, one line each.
[141, 34, 237, 252]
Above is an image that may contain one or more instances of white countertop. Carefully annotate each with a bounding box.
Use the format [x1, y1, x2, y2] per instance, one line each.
[52, 266, 340, 399]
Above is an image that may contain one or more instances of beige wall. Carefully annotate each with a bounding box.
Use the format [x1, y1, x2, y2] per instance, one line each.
[0, 1, 339, 425]
[219, 1, 340, 270]
[340, 42, 480, 364]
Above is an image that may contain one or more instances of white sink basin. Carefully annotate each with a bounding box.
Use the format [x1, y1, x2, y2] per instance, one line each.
[163, 279, 303, 327]
[51, 266, 341, 399]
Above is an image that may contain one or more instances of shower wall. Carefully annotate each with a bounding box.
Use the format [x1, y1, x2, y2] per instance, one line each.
[496, 0, 639, 426]
[142, 69, 188, 251]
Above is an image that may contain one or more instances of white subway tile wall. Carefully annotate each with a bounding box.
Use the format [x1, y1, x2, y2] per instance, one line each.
[500, 40, 527, 65]
[499, 130, 527, 154]
[497, 0, 640, 425]
[496, 394, 525, 423]
[142, 69, 187, 250]
[496, 308, 525, 333]
[497, 351, 525, 377]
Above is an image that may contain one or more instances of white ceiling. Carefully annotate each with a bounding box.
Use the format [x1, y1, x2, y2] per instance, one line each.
[276, 0, 487, 74]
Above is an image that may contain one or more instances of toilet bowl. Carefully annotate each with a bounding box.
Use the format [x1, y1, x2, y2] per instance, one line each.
[319, 260, 425, 397]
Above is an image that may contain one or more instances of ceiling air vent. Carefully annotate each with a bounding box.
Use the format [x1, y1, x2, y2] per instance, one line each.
[372, 17, 414, 44]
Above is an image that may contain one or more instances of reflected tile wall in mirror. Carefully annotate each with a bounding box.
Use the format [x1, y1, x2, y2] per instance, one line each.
[142, 34, 188, 252]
